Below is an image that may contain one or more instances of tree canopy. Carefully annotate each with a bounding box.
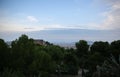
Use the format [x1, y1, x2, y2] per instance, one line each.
[0, 35, 120, 77]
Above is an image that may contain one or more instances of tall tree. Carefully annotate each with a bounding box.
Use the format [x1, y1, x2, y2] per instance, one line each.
[76, 40, 89, 57]
[11, 34, 35, 73]
[90, 41, 110, 57]
[75, 40, 89, 73]
[63, 51, 79, 75]
[0, 39, 9, 71]
[110, 40, 120, 63]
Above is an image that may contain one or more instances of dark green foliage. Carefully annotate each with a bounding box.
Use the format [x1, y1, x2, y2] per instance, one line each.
[0, 68, 25, 77]
[63, 52, 79, 75]
[76, 40, 89, 56]
[90, 41, 110, 57]
[0, 35, 120, 77]
[0, 39, 10, 71]
[45, 45, 64, 64]
[85, 52, 104, 73]
[0, 39, 8, 52]
[110, 40, 120, 63]
[96, 55, 120, 77]
[83, 41, 110, 77]
[75, 40, 89, 69]
[10, 35, 35, 74]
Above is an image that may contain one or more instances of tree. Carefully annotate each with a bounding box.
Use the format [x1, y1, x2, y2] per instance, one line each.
[97, 55, 120, 77]
[29, 50, 55, 77]
[75, 40, 89, 77]
[90, 41, 110, 57]
[110, 40, 120, 63]
[43, 45, 64, 65]
[86, 52, 104, 73]
[85, 41, 110, 76]
[76, 40, 89, 56]
[11, 34, 35, 75]
[75, 40, 89, 67]
[10, 34, 58, 77]
[63, 52, 79, 75]
[0, 39, 10, 71]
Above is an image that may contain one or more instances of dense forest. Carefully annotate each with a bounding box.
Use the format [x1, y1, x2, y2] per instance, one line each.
[0, 34, 120, 77]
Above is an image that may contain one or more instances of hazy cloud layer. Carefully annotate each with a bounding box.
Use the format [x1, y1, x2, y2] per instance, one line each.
[100, 0, 120, 30]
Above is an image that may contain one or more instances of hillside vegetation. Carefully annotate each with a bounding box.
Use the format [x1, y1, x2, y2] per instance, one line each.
[0, 34, 120, 77]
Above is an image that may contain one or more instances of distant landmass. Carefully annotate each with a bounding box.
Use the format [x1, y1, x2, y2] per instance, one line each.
[53, 41, 93, 49]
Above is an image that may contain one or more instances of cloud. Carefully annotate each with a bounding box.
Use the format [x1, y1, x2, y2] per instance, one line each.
[0, 17, 44, 32]
[98, 0, 120, 30]
[27, 16, 39, 22]
[0, 0, 120, 32]
[0, 21, 45, 32]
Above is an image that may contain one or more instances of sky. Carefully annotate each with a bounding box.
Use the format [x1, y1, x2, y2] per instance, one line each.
[0, 0, 120, 42]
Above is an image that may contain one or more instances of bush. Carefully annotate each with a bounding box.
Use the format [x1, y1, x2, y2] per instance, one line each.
[0, 68, 24, 77]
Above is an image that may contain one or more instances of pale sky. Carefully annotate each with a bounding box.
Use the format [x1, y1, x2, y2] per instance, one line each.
[0, 0, 120, 42]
